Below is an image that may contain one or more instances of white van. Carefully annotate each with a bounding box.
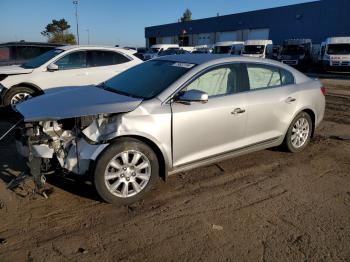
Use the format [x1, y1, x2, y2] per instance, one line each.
[319, 37, 350, 70]
[213, 41, 244, 55]
[144, 44, 180, 60]
[242, 40, 273, 59]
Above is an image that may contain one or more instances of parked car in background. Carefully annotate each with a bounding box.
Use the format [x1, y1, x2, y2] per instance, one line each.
[157, 48, 188, 57]
[134, 47, 149, 60]
[279, 39, 313, 69]
[272, 45, 281, 60]
[242, 40, 273, 59]
[0, 41, 63, 66]
[13, 54, 325, 205]
[143, 44, 179, 60]
[213, 41, 244, 55]
[0, 45, 142, 109]
[191, 45, 212, 54]
[318, 37, 350, 71]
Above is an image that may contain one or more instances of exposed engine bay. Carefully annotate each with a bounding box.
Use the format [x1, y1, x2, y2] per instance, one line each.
[14, 114, 126, 176]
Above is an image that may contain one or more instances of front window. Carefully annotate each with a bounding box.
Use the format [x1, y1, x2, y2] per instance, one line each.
[327, 44, 350, 55]
[55, 51, 87, 70]
[185, 64, 240, 97]
[22, 49, 64, 69]
[242, 45, 265, 55]
[102, 60, 194, 99]
[213, 46, 231, 54]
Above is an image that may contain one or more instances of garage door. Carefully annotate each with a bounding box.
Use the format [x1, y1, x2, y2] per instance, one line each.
[162, 36, 173, 44]
[248, 29, 270, 40]
[197, 33, 211, 45]
[218, 31, 238, 42]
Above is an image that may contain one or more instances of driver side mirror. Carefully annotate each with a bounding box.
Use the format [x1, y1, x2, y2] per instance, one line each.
[176, 89, 209, 103]
[47, 63, 59, 72]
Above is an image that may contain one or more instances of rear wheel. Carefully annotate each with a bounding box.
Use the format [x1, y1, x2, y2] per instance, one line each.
[94, 138, 159, 205]
[284, 112, 313, 153]
[3, 86, 37, 110]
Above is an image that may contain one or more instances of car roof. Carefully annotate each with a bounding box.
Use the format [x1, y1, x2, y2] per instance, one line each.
[55, 45, 138, 56]
[154, 54, 285, 67]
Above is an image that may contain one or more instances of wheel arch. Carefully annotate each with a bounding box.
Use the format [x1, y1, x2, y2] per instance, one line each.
[104, 134, 169, 181]
[10, 82, 44, 95]
[284, 107, 317, 139]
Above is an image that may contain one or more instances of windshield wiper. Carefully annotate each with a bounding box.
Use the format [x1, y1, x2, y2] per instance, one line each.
[98, 82, 144, 99]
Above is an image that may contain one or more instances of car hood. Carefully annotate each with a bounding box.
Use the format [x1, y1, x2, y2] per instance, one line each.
[0, 65, 34, 75]
[16, 86, 143, 122]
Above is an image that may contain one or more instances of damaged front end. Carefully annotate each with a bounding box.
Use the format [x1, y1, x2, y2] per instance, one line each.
[14, 114, 123, 176]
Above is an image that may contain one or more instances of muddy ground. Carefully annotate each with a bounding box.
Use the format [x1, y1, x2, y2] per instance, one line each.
[0, 79, 349, 262]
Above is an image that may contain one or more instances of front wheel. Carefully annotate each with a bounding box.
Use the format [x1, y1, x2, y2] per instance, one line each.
[3, 86, 37, 110]
[94, 138, 159, 205]
[283, 112, 313, 153]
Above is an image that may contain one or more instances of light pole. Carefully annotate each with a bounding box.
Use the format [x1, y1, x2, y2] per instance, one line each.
[73, 0, 80, 44]
[86, 29, 90, 44]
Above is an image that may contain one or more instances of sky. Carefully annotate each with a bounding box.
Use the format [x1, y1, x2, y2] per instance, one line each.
[0, 0, 317, 47]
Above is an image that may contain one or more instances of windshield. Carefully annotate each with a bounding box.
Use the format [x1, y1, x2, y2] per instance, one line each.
[102, 60, 194, 99]
[22, 49, 64, 68]
[327, 44, 350, 55]
[281, 45, 305, 55]
[242, 45, 265, 55]
[213, 46, 231, 54]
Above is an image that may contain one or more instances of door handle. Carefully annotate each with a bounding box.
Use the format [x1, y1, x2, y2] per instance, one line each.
[285, 97, 296, 103]
[231, 108, 246, 115]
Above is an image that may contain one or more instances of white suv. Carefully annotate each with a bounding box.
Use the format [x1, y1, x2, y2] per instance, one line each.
[0, 45, 142, 108]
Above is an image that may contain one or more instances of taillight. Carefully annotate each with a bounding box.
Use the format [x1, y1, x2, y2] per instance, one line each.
[320, 86, 327, 96]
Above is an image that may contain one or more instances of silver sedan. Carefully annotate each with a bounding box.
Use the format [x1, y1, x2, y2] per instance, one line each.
[14, 54, 326, 204]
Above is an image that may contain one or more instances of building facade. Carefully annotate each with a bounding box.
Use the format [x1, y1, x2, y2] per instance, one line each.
[145, 0, 350, 47]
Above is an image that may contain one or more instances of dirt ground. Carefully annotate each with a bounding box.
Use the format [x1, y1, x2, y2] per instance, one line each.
[0, 78, 349, 262]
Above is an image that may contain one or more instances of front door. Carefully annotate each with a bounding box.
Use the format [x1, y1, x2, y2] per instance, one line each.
[39, 50, 91, 90]
[171, 64, 248, 167]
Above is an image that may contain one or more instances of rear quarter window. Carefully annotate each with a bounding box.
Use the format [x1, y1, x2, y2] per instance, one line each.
[280, 69, 295, 85]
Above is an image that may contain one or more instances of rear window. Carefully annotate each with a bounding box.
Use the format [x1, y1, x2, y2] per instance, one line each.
[245, 64, 295, 90]
[88, 51, 130, 67]
[0, 47, 10, 61]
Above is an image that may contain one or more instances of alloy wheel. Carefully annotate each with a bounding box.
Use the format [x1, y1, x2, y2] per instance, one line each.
[10, 92, 32, 108]
[104, 150, 151, 198]
[291, 117, 310, 148]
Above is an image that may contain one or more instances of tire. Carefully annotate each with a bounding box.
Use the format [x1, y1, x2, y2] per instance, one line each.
[3, 86, 37, 109]
[283, 112, 313, 153]
[94, 138, 159, 205]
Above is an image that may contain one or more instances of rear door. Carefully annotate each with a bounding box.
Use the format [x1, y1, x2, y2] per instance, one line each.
[241, 63, 298, 144]
[171, 63, 248, 167]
